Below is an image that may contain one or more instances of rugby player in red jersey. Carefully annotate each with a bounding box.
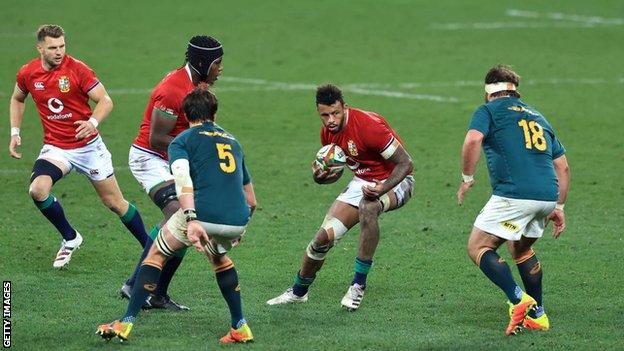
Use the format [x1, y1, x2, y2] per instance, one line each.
[8, 24, 149, 269]
[267, 84, 415, 310]
[120, 35, 224, 310]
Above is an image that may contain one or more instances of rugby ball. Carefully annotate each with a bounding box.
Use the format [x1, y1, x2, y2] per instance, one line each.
[315, 144, 346, 177]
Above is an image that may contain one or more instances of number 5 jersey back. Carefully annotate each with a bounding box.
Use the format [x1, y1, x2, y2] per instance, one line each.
[468, 96, 566, 202]
[168, 122, 251, 226]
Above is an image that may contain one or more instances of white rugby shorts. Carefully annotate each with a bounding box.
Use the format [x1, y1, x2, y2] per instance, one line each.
[37, 136, 114, 181]
[474, 195, 556, 241]
[166, 208, 247, 255]
[336, 175, 414, 212]
[128, 145, 174, 193]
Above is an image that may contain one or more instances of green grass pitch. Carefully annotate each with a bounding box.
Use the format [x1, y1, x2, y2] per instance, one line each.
[1, 1, 623, 350]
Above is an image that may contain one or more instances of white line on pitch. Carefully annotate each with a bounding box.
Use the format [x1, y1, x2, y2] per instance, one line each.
[107, 77, 458, 103]
[506, 9, 624, 26]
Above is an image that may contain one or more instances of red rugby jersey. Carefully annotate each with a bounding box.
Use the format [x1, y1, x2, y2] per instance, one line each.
[16, 55, 100, 149]
[321, 107, 403, 181]
[132, 65, 194, 160]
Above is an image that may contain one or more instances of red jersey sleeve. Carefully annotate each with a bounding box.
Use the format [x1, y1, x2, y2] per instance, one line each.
[362, 115, 395, 154]
[153, 89, 183, 119]
[16, 66, 29, 94]
[73, 59, 100, 93]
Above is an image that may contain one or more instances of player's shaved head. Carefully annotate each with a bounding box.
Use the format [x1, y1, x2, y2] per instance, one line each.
[485, 65, 521, 98]
[316, 84, 344, 106]
[37, 24, 65, 42]
[183, 88, 218, 123]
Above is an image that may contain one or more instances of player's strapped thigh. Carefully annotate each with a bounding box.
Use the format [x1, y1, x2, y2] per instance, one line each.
[160, 209, 193, 255]
[154, 225, 188, 257]
[150, 182, 178, 210]
[197, 221, 246, 256]
[30, 158, 65, 184]
[379, 175, 414, 212]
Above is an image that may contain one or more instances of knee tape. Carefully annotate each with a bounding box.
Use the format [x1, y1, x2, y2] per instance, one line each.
[306, 241, 331, 261]
[30, 159, 63, 184]
[152, 183, 178, 210]
[320, 216, 348, 244]
[155, 229, 175, 257]
[378, 193, 391, 212]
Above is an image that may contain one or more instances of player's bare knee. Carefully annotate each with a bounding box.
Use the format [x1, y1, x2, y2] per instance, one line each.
[102, 196, 126, 215]
[28, 181, 50, 201]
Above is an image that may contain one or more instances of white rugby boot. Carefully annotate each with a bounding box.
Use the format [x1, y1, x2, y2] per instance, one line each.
[340, 283, 365, 311]
[53, 232, 83, 269]
[266, 287, 308, 305]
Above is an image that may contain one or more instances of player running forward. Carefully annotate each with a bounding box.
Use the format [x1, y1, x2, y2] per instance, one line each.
[8, 24, 149, 269]
[267, 84, 414, 310]
[457, 65, 570, 335]
[97, 88, 257, 343]
[120, 35, 224, 310]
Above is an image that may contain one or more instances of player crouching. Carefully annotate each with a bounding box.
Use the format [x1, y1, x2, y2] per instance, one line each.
[97, 88, 257, 343]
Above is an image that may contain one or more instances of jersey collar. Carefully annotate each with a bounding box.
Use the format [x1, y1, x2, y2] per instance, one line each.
[184, 63, 193, 83]
[343, 108, 350, 129]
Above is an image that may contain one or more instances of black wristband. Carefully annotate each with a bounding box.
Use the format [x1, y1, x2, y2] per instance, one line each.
[184, 208, 197, 222]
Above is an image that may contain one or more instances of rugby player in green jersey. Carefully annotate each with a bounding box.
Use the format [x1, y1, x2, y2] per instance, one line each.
[457, 65, 570, 335]
[97, 88, 257, 343]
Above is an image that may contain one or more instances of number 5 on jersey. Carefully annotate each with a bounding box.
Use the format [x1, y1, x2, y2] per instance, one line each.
[518, 119, 547, 151]
[216, 143, 236, 173]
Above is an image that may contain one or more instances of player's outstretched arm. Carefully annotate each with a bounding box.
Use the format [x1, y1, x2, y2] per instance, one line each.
[75, 84, 113, 139]
[362, 143, 413, 199]
[457, 130, 484, 206]
[149, 109, 177, 153]
[9, 84, 27, 159]
[548, 155, 570, 238]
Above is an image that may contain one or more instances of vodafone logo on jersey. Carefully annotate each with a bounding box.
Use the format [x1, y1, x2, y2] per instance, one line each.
[47, 98, 64, 113]
[46, 97, 72, 120]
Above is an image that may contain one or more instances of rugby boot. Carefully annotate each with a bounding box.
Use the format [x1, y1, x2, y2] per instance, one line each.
[523, 312, 550, 330]
[506, 292, 537, 335]
[96, 320, 133, 341]
[340, 283, 365, 311]
[220, 322, 254, 343]
[144, 294, 190, 311]
[119, 283, 132, 300]
[53, 232, 83, 269]
[266, 287, 308, 305]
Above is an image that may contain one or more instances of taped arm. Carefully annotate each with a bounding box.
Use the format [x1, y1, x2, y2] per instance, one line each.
[171, 158, 195, 211]
[149, 109, 177, 153]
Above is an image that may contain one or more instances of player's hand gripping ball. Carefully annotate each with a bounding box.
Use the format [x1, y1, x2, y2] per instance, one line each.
[314, 144, 347, 181]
